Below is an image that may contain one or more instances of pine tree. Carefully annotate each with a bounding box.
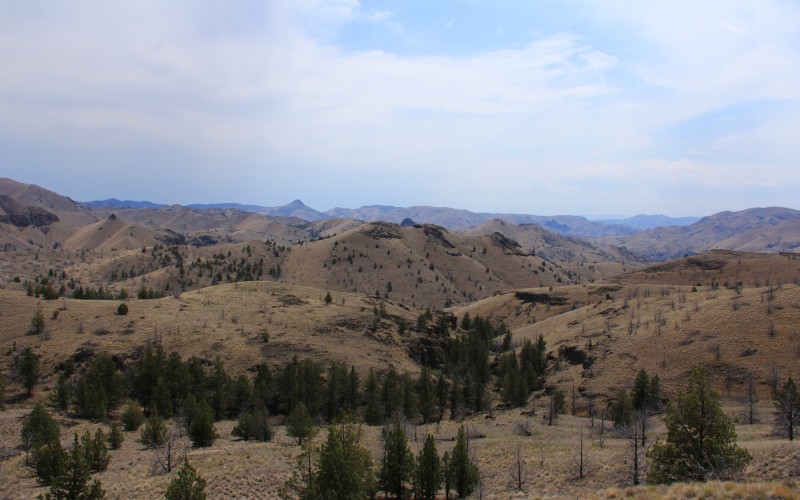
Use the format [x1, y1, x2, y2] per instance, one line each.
[449, 425, 479, 498]
[315, 421, 376, 499]
[21, 402, 60, 457]
[417, 366, 437, 423]
[775, 377, 800, 441]
[81, 429, 109, 472]
[232, 408, 273, 442]
[416, 434, 442, 500]
[29, 303, 45, 335]
[108, 423, 124, 450]
[364, 369, 384, 426]
[632, 369, 650, 410]
[189, 401, 217, 448]
[32, 441, 66, 486]
[379, 420, 414, 499]
[140, 414, 167, 448]
[51, 373, 71, 411]
[42, 434, 104, 499]
[647, 369, 751, 483]
[610, 388, 635, 428]
[165, 459, 207, 500]
[19, 348, 41, 396]
[286, 401, 316, 446]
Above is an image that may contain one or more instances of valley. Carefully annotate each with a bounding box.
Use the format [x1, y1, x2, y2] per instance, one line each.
[1, 177, 800, 498]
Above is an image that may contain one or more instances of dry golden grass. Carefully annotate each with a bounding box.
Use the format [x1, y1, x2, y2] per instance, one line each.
[0, 281, 422, 395]
[3, 399, 799, 499]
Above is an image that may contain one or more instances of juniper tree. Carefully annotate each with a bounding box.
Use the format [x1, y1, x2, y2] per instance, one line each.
[775, 377, 800, 441]
[189, 401, 217, 448]
[449, 425, 479, 498]
[19, 348, 41, 396]
[416, 434, 442, 500]
[165, 459, 207, 500]
[286, 401, 316, 446]
[315, 421, 376, 499]
[647, 369, 751, 483]
[379, 420, 414, 499]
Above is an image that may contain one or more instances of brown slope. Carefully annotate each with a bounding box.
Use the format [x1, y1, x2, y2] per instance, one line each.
[602, 207, 800, 260]
[714, 219, 800, 253]
[508, 282, 800, 405]
[61, 215, 187, 252]
[464, 218, 641, 280]
[0, 282, 422, 386]
[611, 250, 800, 288]
[278, 221, 594, 310]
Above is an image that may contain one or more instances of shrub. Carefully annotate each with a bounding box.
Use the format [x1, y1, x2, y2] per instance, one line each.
[165, 459, 207, 500]
[117, 303, 128, 315]
[120, 402, 145, 431]
[232, 409, 272, 442]
[140, 414, 167, 448]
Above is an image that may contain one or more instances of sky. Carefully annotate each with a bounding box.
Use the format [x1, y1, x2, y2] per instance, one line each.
[1, 1, 799, 217]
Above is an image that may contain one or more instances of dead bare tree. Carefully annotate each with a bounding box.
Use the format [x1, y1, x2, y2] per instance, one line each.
[511, 443, 525, 491]
[574, 429, 587, 479]
[745, 372, 757, 425]
[151, 426, 188, 475]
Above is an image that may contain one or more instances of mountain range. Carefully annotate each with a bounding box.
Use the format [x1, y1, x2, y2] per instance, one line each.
[81, 197, 697, 236]
[2, 178, 800, 264]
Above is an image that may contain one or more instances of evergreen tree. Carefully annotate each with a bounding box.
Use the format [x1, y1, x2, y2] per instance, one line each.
[610, 388, 635, 428]
[165, 459, 207, 500]
[364, 369, 384, 426]
[417, 367, 437, 423]
[20, 348, 41, 396]
[449, 425, 479, 498]
[32, 441, 66, 486]
[648, 374, 662, 411]
[108, 423, 124, 450]
[632, 369, 650, 410]
[252, 363, 273, 410]
[435, 373, 449, 422]
[775, 377, 800, 441]
[51, 373, 71, 411]
[647, 369, 751, 483]
[401, 376, 418, 421]
[381, 367, 401, 420]
[41, 434, 104, 499]
[21, 403, 60, 456]
[230, 373, 253, 419]
[286, 401, 316, 445]
[120, 402, 145, 431]
[81, 429, 110, 472]
[315, 421, 376, 499]
[500, 352, 528, 407]
[140, 414, 167, 448]
[208, 357, 231, 420]
[379, 420, 414, 499]
[189, 401, 217, 448]
[232, 408, 273, 442]
[416, 434, 442, 500]
[30, 303, 45, 335]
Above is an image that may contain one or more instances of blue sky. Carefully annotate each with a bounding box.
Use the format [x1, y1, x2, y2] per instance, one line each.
[1, 1, 799, 217]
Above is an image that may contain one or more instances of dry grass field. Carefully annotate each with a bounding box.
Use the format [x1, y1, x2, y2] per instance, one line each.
[1, 399, 799, 499]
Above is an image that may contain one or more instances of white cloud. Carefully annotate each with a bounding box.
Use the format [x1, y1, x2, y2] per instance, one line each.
[0, 0, 798, 214]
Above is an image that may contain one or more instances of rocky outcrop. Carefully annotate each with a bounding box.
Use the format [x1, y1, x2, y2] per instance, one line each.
[0, 195, 59, 228]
